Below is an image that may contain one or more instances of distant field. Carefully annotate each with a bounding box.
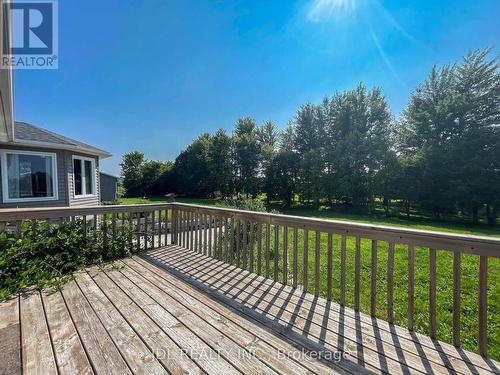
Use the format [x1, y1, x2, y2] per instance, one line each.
[119, 196, 500, 358]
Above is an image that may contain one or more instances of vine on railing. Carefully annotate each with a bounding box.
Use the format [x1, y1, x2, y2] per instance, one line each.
[0, 204, 173, 300]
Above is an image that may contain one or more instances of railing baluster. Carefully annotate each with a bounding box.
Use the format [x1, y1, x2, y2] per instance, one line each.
[158, 210, 162, 247]
[128, 212, 133, 249]
[371, 239, 378, 317]
[387, 242, 395, 324]
[208, 214, 213, 257]
[229, 216, 234, 264]
[408, 243, 415, 330]
[183, 210, 188, 249]
[15, 220, 22, 238]
[340, 234, 346, 306]
[479, 256, 488, 356]
[282, 225, 288, 285]
[151, 211, 155, 249]
[315, 231, 321, 297]
[249, 222, 255, 273]
[194, 211, 199, 252]
[274, 224, 279, 282]
[303, 228, 309, 292]
[164, 208, 169, 247]
[243, 220, 248, 269]
[354, 236, 361, 310]
[265, 223, 270, 278]
[257, 223, 263, 275]
[453, 251, 461, 347]
[200, 212, 204, 253]
[82, 215, 87, 245]
[173, 208, 178, 245]
[212, 214, 216, 256]
[429, 247, 437, 337]
[203, 214, 208, 255]
[218, 216, 223, 260]
[235, 218, 241, 267]
[293, 227, 298, 289]
[327, 232, 333, 301]
[224, 217, 229, 262]
[136, 213, 141, 251]
[190, 211, 194, 251]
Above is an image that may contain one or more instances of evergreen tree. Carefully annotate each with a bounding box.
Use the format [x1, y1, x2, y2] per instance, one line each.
[209, 129, 234, 197]
[233, 117, 261, 197]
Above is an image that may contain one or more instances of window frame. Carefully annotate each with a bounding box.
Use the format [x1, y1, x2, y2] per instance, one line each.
[72, 155, 96, 198]
[0, 149, 59, 203]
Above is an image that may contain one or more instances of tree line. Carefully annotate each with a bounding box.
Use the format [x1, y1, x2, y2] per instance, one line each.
[121, 49, 500, 225]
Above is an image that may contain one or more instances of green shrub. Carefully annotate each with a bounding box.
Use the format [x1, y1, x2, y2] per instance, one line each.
[224, 197, 268, 212]
[0, 219, 137, 300]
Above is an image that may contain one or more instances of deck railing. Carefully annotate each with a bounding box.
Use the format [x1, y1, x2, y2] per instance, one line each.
[170, 203, 500, 358]
[0, 203, 174, 251]
[1, 202, 499, 357]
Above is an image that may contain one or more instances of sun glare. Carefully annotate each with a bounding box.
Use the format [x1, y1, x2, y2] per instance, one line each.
[307, 0, 357, 22]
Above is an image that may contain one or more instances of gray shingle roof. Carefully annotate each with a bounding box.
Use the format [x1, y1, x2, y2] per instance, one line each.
[14, 121, 111, 157]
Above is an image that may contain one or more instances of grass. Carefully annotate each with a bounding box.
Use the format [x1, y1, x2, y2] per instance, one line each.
[119, 196, 500, 359]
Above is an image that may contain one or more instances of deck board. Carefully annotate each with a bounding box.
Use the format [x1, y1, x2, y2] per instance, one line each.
[0, 297, 21, 375]
[41, 290, 93, 375]
[2, 244, 499, 375]
[20, 292, 58, 375]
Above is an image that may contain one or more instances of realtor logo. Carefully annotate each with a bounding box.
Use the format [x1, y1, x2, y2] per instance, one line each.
[1, 0, 58, 69]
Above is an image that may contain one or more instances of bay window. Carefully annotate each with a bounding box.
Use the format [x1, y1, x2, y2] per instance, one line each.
[73, 156, 95, 196]
[1, 150, 58, 202]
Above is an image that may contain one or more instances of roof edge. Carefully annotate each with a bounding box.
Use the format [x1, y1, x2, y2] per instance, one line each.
[1, 138, 113, 158]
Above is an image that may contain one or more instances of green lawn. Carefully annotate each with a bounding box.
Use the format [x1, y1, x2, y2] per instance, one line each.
[119, 196, 500, 359]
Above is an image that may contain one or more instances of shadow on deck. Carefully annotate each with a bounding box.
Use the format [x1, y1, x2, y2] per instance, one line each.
[1, 244, 499, 375]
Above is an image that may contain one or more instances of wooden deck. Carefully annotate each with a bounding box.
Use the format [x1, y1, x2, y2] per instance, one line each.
[1, 245, 499, 375]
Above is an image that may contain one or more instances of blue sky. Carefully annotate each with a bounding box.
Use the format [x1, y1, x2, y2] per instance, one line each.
[13, 0, 500, 175]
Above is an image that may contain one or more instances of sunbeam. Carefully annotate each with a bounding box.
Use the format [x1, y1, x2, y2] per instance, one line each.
[307, 0, 357, 22]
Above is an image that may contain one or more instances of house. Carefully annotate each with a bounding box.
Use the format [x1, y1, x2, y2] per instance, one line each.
[0, 121, 112, 208]
[0, 1, 112, 208]
[99, 172, 119, 202]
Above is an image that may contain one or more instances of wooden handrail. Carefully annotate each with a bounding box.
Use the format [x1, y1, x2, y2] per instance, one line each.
[0, 203, 173, 220]
[171, 203, 500, 257]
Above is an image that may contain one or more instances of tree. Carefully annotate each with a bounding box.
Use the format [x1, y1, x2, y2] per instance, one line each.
[453, 49, 500, 224]
[264, 150, 298, 207]
[120, 151, 145, 197]
[172, 134, 213, 197]
[256, 120, 279, 175]
[209, 129, 234, 197]
[233, 117, 261, 197]
[325, 84, 392, 207]
[293, 104, 326, 205]
[141, 160, 172, 196]
[400, 49, 500, 223]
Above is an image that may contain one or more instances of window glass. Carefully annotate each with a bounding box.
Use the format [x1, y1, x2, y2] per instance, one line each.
[74, 158, 82, 196]
[84, 160, 92, 194]
[73, 157, 94, 196]
[6, 153, 55, 199]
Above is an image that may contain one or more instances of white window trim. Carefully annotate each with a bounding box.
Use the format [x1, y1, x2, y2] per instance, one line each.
[0, 149, 59, 203]
[72, 155, 97, 198]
